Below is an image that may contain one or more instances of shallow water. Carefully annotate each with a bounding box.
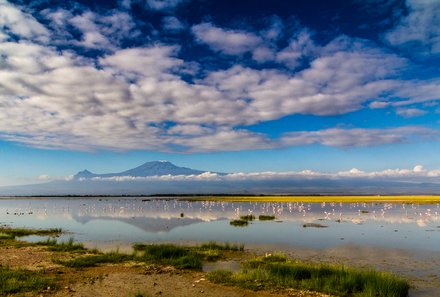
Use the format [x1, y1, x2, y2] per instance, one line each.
[0, 197, 439, 253]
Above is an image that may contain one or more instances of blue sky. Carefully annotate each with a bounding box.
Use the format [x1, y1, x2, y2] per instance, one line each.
[0, 0, 439, 186]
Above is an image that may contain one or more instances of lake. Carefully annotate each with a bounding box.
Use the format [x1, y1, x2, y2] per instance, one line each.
[0, 197, 439, 252]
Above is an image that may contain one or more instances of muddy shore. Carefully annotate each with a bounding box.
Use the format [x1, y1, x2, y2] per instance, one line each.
[0, 240, 438, 297]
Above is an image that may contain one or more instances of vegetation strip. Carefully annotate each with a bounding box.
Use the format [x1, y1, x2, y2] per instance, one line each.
[182, 195, 440, 203]
[0, 227, 410, 297]
[0, 267, 55, 294]
[207, 253, 409, 297]
[0, 227, 62, 239]
[60, 241, 245, 269]
[258, 215, 276, 220]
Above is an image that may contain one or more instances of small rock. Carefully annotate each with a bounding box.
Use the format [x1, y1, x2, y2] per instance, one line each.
[192, 284, 196, 287]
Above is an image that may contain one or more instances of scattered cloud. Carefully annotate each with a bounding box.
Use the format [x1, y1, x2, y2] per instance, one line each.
[162, 16, 186, 32]
[0, 0, 49, 42]
[276, 29, 316, 68]
[79, 164, 440, 182]
[0, 1, 438, 153]
[192, 22, 263, 56]
[145, 0, 186, 11]
[41, 8, 140, 50]
[280, 127, 433, 148]
[395, 107, 427, 118]
[385, 0, 440, 56]
[369, 101, 389, 109]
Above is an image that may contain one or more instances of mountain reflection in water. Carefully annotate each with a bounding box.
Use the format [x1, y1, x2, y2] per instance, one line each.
[0, 197, 439, 251]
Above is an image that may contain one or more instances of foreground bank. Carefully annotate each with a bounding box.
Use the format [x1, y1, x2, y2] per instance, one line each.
[0, 227, 411, 297]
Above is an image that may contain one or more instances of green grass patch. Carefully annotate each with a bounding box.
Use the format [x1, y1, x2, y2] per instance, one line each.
[134, 242, 245, 268]
[58, 251, 134, 268]
[139, 244, 202, 269]
[0, 267, 55, 294]
[0, 227, 62, 239]
[258, 215, 276, 221]
[229, 219, 249, 227]
[37, 237, 94, 253]
[199, 241, 244, 252]
[240, 215, 255, 221]
[208, 254, 409, 297]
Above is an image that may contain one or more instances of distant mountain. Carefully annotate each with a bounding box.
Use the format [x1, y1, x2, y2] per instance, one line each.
[1, 160, 440, 196]
[74, 161, 214, 179]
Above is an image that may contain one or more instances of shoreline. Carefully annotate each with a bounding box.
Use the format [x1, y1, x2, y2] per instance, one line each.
[0, 195, 440, 203]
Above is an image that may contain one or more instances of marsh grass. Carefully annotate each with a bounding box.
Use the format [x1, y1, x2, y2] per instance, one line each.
[208, 254, 409, 297]
[0, 227, 62, 239]
[258, 215, 276, 221]
[37, 237, 95, 253]
[0, 267, 55, 294]
[58, 251, 135, 268]
[133, 242, 245, 267]
[199, 241, 244, 252]
[229, 219, 249, 227]
[138, 244, 202, 269]
[240, 215, 255, 221]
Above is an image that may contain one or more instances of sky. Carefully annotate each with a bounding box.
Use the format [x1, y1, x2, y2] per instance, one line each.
[0, 0, 439, 186]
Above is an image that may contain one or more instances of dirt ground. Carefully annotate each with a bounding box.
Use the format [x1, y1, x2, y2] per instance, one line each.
[0, 244, 329, 297]
[1, 242, 439, 297]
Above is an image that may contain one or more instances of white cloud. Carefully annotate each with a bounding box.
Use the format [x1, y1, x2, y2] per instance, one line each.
[395, 107, 427, 118]
[390, 79, 440, 106]
[0, 2, 438, 153]
[276, 29, 316, 68]
[167, 124, 212, 136]
[42, 8, 140, 50]
[369, 101, 389, 109]
[162, 16, 186, 32]
[192, 22, 263, 55]
[81, 164, 440, 182]
[145, 0, 185, 11]
[0, 0, 49, 42]
[280, 127, 434, 148]
[385, 0, 440, 55]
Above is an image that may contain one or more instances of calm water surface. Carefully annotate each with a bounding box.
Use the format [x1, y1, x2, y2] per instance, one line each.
[0, 197, 439, 252]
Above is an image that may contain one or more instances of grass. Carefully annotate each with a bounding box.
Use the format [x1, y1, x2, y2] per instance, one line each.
[302, 223, 328, 228]
[207, 253, 409, 297]
[199, 241, 245, 252]
[229, 219, 249, 227]
[138, 244, 202, 269]
[0, 266, 55, 294]
[37, 237, 95, 253]
[182, 195, 440, 203]
[240, 215, 255, 221]
[134, 242, 245, 267]
[0, 227, 62, 239]
[258, 215, 276, 221]
[60, 241, 246, 269]
[58, 251, 135, 268]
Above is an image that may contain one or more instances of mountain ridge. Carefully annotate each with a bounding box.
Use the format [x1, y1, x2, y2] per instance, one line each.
[74, 161, 218, 179]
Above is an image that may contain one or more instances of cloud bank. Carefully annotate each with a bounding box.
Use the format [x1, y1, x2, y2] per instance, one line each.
[0, 0, 439, 153]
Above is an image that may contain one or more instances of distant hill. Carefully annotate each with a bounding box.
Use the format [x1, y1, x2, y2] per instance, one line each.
[74, 161, 216, 179]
